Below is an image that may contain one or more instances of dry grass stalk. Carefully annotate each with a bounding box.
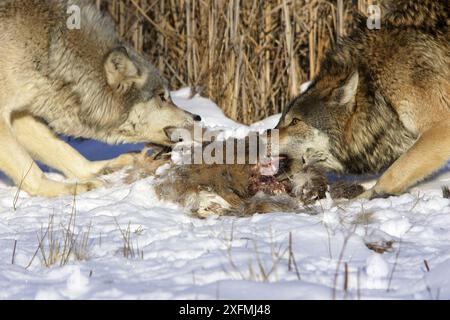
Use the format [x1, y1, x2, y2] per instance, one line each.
[11, 240, 17, 265]
[343, 261, 349, 298]
[244, 239, 288, 282]
[442, 186, 450, 199]
[424, 260, 431, 272]
[114, 218, 144, 259]
[31, 215, 92, 268]
[224, 228, 289, 283]
[13, 161, 34, 211]
[26, 193, 92, 268]
[288, 232, 301, 280]
[332, 224, 356, 300]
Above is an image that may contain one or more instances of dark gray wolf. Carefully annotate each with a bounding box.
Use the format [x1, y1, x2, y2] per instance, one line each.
[0, 0, 200, 196]
[273, 0, 449, 199]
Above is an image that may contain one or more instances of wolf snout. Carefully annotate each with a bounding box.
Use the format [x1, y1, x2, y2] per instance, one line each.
[183, 110, 202, 123]
[179, 111, 202, 128]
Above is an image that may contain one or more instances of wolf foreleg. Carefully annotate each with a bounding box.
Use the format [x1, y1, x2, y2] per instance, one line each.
[12, 114, 101, 179]
[0, 118, 99, 197]
[12, 114, 138, 180]
[360, 119, 450, 199]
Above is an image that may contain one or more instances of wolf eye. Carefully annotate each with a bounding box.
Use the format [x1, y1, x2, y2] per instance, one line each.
[290, 118, 301, 126]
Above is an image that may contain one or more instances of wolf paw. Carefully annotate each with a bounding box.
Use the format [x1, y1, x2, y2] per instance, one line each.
[24, 178, 106, 197]
[356, 188, 394, 200]
[291, 168, 328, 204]
[73, 178, 106, 194]
[100, 153, 141, 175]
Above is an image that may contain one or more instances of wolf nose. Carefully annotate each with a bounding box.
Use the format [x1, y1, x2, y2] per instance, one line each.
[193, 114, 202, 122]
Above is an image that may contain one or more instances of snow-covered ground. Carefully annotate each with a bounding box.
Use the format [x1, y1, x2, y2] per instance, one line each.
[1, 89, 450, 300]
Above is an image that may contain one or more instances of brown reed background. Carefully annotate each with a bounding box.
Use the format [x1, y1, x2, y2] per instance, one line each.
[94, 0, 374, 124]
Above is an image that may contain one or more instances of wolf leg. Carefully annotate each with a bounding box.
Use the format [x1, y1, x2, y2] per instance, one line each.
[360, 120, 450, 198]
[12, 114, 137, 180]
[0, 119, 99, 197]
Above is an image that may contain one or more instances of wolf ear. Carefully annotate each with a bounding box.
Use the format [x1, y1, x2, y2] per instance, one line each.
[104, 47, 140, 92]
[335, 72, 359, 105]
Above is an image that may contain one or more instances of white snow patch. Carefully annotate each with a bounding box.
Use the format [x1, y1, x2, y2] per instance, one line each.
[1, 86, 450, 300]
[64, 267, 90, 299]
[380, 218, 412, 238]
[366, 254, 390, 278]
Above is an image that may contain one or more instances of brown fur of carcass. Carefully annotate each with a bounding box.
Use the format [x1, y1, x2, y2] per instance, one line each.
[124, 139, 365, 218]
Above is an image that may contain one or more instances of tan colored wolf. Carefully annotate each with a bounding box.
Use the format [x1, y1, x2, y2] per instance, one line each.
[0, 0, 200, 197]
[273, 0, 449, 199]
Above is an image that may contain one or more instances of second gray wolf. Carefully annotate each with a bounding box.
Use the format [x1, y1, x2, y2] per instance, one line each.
[272, 0, 449, 199]
[0, 0, 201, 197]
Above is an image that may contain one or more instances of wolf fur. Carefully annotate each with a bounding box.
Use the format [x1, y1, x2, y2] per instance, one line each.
[0, 0, 200, 197]
[273, 0, 449, 199]
[381, 0, 449, 30]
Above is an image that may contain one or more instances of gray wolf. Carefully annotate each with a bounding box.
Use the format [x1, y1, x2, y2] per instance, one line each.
[272, 0, 449, 199]
[0, 0, 200, 197]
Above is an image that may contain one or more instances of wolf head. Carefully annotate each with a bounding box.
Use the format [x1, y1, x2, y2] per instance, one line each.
[271, 72, 360, 173]
[99, 47, 200, 146]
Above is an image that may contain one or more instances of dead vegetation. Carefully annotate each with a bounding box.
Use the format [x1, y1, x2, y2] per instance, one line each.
[95, 0, 375, 124]
[114, 218, 144, 259]
[442, 186, 450, 199]
[365, 240, 394, 254]
[223, 226, 295, 282]
[352, 210, 375, 225]
[26, 195, 93, 268]
[26, 212, 144, 269]
[13, 161, 34, 211]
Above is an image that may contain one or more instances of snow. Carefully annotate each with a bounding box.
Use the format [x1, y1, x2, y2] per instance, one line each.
[1, 88, 450, 300]
[366, 254, 390, 278]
